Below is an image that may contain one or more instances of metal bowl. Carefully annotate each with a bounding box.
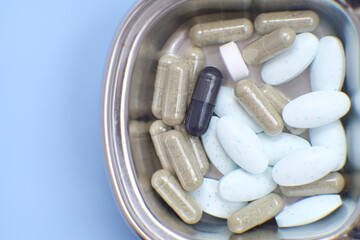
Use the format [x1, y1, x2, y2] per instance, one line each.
[103, 0, 360, 239]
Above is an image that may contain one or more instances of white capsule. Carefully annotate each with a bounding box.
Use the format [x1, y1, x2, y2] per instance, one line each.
[261, 33, 319, 85]
[201, 116, 239, 175]
[272, 146, 338, 186]
[282, 91, 351, 128]
[214, 86, 263, 133]
[309, 120, 347, 171]
[189, 178, 247, 219]
[258, 132, 311, 165]
[310, 36, 345, 91]
[217, 116, 269, 174]
[218, 167, 277, 202]
[275, 194, 342, 227]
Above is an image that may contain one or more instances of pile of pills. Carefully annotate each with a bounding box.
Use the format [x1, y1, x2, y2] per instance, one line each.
[149, 10, 351, 234]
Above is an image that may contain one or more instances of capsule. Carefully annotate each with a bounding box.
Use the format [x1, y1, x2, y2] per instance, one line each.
[189, 18, 253, 47]
[254, 10, 320, 35]
[243, 27, 296, 65]
[162, 61, 189, 126]
[185, 67, 223, 136]
[234, 80, 284, 135]
[174, 124, 209, 176]
[227, 193, 284, 234]
[151, 169, 202, 224]
[259, 84, 306, 135]
[152, 54, 179, 119]
[279, 172, 345, 198]
[184, 47, 205, 104]
[149, 120, 174, 173]
[164, 130, 203, 191]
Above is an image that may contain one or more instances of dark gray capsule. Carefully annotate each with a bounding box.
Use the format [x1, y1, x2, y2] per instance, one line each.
[185, 67, 223, 136]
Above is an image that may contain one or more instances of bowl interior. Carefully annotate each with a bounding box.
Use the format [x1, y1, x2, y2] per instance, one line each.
[113, 0, 360, 239]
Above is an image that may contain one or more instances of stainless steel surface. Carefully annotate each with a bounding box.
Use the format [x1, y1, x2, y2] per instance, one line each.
[103, 0, 360, 239]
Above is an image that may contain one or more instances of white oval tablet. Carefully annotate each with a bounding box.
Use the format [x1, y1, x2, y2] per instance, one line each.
[261, 33, 319, 85]
[310, 36, 345, 91]
[220, 41, 249, 81]
[217, 116, 269, 174]
[257, 132, 311, 165]
[272, 146, 338, 186]
[201, 116, 239, 175]
[214, 86, 263, 133]
[189, 178, 247, 219]
[309, 120, 347, 171]
[282, 91, 351, 128]
[218, 167, 277, 202]
[275, 194, 342, 227]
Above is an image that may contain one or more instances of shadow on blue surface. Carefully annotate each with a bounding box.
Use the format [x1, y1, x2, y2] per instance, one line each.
[0, 0, 140, 239]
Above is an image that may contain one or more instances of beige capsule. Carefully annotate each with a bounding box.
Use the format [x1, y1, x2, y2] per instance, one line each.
[259, 84, 306, 135]
[164, 130, 203, 191]
[235, 80, 284, 135]
[254, 10, 320, 35]
[280, 172, 345, 197]
[149, 120, 174, 173]
[243, 27, 296, 65]
[151, 169, 202, 224]
[162, 61, 190, 126]
[228, 193, 284, 234]
[189, 18, 253, 47]
[184, 47, 205, 104]
[174, 124, 209, 176]
[152, 54, 179, 119]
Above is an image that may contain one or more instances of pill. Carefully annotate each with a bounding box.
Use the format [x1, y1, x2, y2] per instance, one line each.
[217, 116, 269, 174]
[227, 193, 284, 234]
[218, 167, 277, 202]
[184, 47, 205, 104]
[189, 178, 247, 219]
[152, 54, 179, 119]
[189, 18, 253, 47]
[151, 169, 202, 224]
[282, 91, 351, 128]
[254, 10, 320, 35]
[174, 124, 209, 176]
[257, 132, 310, 165]
[234, 80, 284, 135]
[162, 61, 189, 126]
[309, 120, 347, 171]
[310, 36, 346, 91]
[164, 130, 203, 191]
[243, 27, 296, 65]
[214, 86, 263, 133]
[279, 172, 345, 197]
[259, 84, 306, 135]
[220, 41, 249, 81]
[201, 116, 239, 175]
[185, 67, 223, 136]
[262, 33, 319, 85]
[149, 120, 174, 173]
[275, 194, 342, 227]
[272, 146, 338, 186]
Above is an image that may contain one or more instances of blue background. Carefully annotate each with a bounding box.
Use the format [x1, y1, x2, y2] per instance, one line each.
[0, 0, 140, 239]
